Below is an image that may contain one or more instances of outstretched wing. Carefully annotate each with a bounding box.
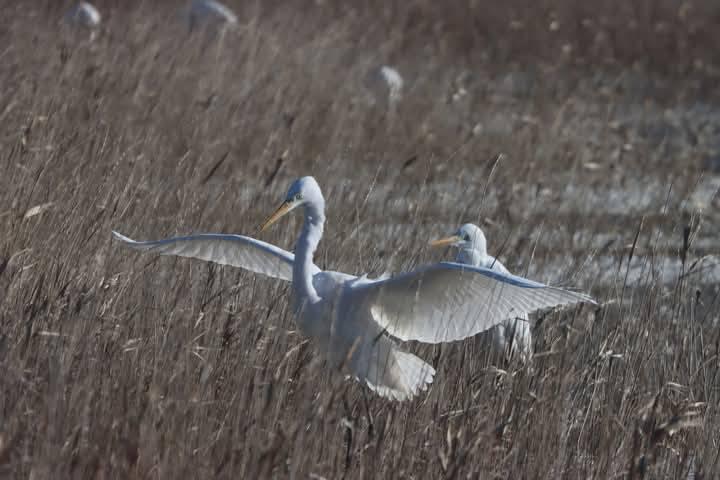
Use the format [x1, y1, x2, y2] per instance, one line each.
[112, 231, 298, 281]
[353, 262, 595, 343]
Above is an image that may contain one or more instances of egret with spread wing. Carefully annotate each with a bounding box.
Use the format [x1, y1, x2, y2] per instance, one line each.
[431, 223, 533, 361]
[113, 176, 595, 400]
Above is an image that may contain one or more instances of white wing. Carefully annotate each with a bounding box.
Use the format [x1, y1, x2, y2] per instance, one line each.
[112, 231, 298, 281]
[478, 256, 530, 324]
[465, 254, 533, 357]
[354, 262, 595, 343]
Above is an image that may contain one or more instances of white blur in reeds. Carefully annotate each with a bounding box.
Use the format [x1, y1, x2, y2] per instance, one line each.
[187, 0, 239, 32]
[65, 2, 101, 40]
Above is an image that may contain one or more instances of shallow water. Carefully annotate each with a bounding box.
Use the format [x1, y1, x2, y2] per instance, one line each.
[349, 170, 720, 290]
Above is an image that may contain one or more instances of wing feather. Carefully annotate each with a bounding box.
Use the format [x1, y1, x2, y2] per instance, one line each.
[355, 262, 594, 343]
[112, 231, 297, 281]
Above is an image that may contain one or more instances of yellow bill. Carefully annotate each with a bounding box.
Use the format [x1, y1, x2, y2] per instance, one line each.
[429, 235, 461, 247]
[259, 201, 293, 232]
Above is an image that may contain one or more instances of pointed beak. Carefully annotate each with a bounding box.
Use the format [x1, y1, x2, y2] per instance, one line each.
[259, 201, 294, 232]
[429, 235, 461, 248]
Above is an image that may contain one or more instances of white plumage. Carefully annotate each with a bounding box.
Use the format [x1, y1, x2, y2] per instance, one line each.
[111, 232, 298, 281]
[379, 66, 403, 102]
[65, 2, 101, 28]
[431, 223, 533, 360]
[114, 177, 594, 400]
[187, 0, 238, 30]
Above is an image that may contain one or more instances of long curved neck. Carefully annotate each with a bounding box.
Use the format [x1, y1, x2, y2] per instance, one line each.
[293, 201, 325, 303]
[456, 247, 485, 267]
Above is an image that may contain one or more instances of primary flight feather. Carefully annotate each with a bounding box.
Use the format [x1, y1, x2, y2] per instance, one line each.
[431, 223, 534, 360]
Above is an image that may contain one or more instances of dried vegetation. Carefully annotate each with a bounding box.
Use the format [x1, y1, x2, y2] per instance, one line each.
[1, 0, 719, 478]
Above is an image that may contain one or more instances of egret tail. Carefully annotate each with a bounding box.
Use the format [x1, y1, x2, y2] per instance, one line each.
[351, 335, 435, 401]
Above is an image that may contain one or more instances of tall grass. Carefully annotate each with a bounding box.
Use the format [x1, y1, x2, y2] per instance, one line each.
[1, 1, 718, 477]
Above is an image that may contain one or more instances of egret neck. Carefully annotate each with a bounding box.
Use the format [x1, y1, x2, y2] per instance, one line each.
[455, 225, 488, 267]
[293, 200, 325, 304]
[456, 247, 483, 266]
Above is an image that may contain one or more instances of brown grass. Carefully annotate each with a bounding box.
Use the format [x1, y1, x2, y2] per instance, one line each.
[1, 1, 719, 478]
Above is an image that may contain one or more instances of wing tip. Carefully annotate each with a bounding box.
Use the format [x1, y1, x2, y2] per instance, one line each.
[549, 285, 597, 306]
[111, 230, 141, 247]
[572, 290, 598, 306]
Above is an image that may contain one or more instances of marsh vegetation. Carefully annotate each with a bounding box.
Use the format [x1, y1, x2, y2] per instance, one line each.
[1, 1, 719, 477]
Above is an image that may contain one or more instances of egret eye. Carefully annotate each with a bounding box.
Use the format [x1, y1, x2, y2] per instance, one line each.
[294, 193, 303, 202]
[463, 233, 471, 241]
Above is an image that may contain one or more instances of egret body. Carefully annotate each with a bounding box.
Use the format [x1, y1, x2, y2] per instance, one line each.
[66, 2, 101, 28]
[187, 0, 238, 31]
[379, 66, 403, 103]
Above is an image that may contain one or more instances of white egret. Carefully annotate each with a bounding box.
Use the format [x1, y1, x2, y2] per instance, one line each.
[65, 2, 101, 28]
[364, 66, 403, 115]
[431, 223, 531, 361]
[113, 177, 595, 400]
[379, 66, 404, 103]
[65, 2, 101, 40]
[187, 0, 238, 31]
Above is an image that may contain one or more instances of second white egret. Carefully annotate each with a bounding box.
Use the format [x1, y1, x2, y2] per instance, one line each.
[431, 223, 532, 361]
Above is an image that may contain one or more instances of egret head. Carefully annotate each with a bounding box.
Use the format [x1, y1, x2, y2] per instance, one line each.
[260, 176, 323, 231]
[430, 223, 487, 253]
